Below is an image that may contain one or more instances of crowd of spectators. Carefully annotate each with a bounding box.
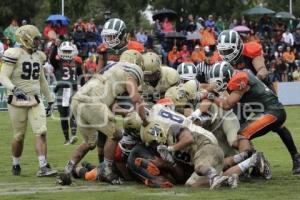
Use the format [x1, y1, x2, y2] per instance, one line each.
[1, 13, 300, 84]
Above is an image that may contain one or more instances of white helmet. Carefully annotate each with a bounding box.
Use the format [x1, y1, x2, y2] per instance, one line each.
[217, 30, 244, 64]
[177, 63, 198, 82]
[101, 18, 126, 48]
[118, 132, 138, 156]
[58, 41, 78, 60]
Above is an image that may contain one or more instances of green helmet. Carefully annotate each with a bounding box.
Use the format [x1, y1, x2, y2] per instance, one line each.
[209, 61, 234, 93]
[15, 25, 42, 50]
[101, 18, 126, 48]
[177, 62, 198, 82]
[140, 122, 167, 145]
[142, 52, 161, 82]
[217, 30, 244, 64]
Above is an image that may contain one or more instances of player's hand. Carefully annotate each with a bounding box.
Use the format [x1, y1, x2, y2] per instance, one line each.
[12, 87, 27, 100]
[56, 172, 72, 185]
[46, 102, 55, 117]
[157, 145, 175, 164]
[200, 91, 216, 101]
[188, 109, 202, 121]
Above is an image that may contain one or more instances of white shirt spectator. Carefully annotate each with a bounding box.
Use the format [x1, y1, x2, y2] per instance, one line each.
[282, 31, 294, 46]
[0, 41, 4, 58]
[136, 31, 148, 45]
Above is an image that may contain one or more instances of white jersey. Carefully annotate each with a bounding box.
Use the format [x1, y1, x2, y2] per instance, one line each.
[148, 104, 218, 145]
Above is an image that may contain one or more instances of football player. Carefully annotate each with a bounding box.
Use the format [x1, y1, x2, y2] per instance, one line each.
[141, 52, 180, 104]
[98, 18, 144, 69]
[177, 62, 198, 84]
[0, 25, 57, 177]
[207, 61, 300, 175]
[50, 41, 84, 145]
[63, 50, 148, 184]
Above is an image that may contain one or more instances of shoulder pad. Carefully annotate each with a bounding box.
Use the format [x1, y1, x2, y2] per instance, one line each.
[242, 42, 262, 58]
[228, 71, 249, 91]
[2, 48, 22, 64]
[127, 41, 144, 53]
[36, 51, 47, 64]
[161, 67, 180, 87]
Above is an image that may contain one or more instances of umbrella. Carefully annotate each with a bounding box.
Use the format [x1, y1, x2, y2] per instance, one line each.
[233, 26, 250, 32]
[164, 32, 186, 40]
[243, 6, 275, 15]
[46, 14, 70, 25]
[275, 11, 296, 20]
[152, 8, 177, 21]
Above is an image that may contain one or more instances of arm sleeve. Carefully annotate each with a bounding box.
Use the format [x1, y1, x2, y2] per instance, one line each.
[40, 68, 54, 102]
[0, 64, 15, 90]
[49, 45, 60, 70]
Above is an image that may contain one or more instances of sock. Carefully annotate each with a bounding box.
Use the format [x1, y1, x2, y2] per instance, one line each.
[38, 155, 47, 168]
[65, 160, 75, 173]
[63, 130, 70, 141]
[103, 158, 113, 167]
[233, 151, 249, 164]
[98, 154, 104, 163]
[238, 158, 252, 173]
[12, 156, 20, 166]
[71, 128, 77, 136]
[275, 126, 299, 159]
[202, 167, 217, 180]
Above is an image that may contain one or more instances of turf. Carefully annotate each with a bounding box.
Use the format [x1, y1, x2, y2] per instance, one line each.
[0, 107, 300, 200]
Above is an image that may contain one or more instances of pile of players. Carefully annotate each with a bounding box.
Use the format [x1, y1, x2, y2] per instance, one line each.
[1, 18, 300, 189]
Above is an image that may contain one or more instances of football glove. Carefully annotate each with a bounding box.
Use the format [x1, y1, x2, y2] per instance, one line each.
[46, 102, 55, 117]
[56, 172, 72, 185]
[157, 145, 175, 164]
[12, 87, 27, 100]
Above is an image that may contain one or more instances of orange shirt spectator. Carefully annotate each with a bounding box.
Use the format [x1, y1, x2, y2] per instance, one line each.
[168, 46, 181, 66]
[200, 26, 216, 46]
[283, 47, 295, 63]
[209, 50, 222, 64]
[162, 18, 174, 33]
[179, 45, 191, 62]
[191, 45, 205, 64]
[43, 24, 57, 40]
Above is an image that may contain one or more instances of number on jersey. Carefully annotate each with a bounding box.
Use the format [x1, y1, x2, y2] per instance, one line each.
[158, 109, 184, 124]
[21, 62, 40, 80]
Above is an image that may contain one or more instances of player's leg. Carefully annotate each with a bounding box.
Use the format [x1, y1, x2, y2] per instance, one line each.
[29, 102, 57, 177]
[57, 104, 70, 145]
[69, 113, 78, 144]
[8, 105, 28, 176]
[96, 131, 107, 163]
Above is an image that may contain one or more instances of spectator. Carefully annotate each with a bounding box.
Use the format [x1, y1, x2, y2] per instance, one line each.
[86, 18, 97, 33]
[200, 25, 216, 46]
[292, 63, 300, 81]
[168, 46, 181, 68]
[43, 23, 57, 40]
[43, 61, 56, 85]
[186, 14, 196, 32]
[293, 24, 300, 55]
[196, 17, 205, 31]
[136, 28, 148, 45]
[191, 45, 205, 64]
[3, 19, 19, 45]
[179, 44, 191, 62]
[215, 17, 225, 34]
[229, 19, 238, 29]
[162, 17, 174, 33]
[21, 19, 27, 26]
[144, 31, 153, 50]
[2, 37, 11, 50]
[283, 46, 296, 73]
[73, 18, 86, 32]
[177, 16, 187, 33]
[127, 30, 136, 41]
[282, 28, 294, 47]
[205, 15, 215, 29]
[275, 58, 287, 82]
[154, 19, 164, 40]
[83, 54, 98, 81]
[275, 45, 284, 59]
[258, 14, 273, 38]
[0, 38, 4, 58]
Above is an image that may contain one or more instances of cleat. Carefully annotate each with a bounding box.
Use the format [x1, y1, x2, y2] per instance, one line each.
[227, 174, 239, 189]
[135, 158, 160, 176]
[210, 175, 229, 190]
[36, 163, 57, 177]
[69, 136, 78, 145]
[97, 163, 123, 185]
[292, 154, 300, 175]
[261, 153, 272, 180]
[12, 164, 21, 176]
[64, 140, 70, 146]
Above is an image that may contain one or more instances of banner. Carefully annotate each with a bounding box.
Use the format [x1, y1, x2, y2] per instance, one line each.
[278, 82, 300, 105]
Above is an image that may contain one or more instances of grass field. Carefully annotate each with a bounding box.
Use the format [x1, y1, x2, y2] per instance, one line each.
[0, 107, 300, 200]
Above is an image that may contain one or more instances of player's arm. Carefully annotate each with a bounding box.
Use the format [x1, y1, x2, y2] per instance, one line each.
[170, 128, 194, 151]
[0, 63, 15, 90]
[126, 78, 148, 125]
[49, 44, 60, 70]
[252, 55, 268, 81]
[213, 89, 246, 110]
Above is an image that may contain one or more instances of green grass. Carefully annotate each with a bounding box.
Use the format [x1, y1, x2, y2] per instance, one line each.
[0, 107, 300, 200]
